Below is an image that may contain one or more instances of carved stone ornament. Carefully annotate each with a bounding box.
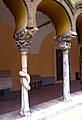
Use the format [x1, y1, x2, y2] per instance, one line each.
[14, 27, 38, 53]
[59, 41, 71, 51]
[56, 36, 71, 51]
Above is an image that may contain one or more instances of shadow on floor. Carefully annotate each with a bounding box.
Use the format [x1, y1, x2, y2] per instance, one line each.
[0, 80, 81, 115]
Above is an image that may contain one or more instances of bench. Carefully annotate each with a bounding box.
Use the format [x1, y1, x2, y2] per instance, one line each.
[42, 76, 55, 87]
[0, 70, 13, 97]
[30, 75, 42, 89]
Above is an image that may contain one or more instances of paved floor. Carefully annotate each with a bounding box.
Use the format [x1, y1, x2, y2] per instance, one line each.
[0, 91, 82, 120]
[0, 80, 81, 115]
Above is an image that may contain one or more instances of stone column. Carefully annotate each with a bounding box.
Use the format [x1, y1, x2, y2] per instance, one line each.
[20, 51, 31, 117]
[14, 27, 38, 116]
[56, 35, 71, 101]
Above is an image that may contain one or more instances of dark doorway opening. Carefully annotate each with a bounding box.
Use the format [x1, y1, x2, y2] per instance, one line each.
[56, 49, 63, 81]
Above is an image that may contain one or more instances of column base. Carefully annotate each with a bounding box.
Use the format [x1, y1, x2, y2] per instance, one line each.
[19, 109, 30, 117]
[59, 94, 72, 102]
[63, 94, 72, 101]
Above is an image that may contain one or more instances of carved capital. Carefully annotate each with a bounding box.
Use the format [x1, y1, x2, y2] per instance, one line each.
[14, 27, 38, 53]
[56, 35, 71, 52]
[59, 41, 71, 52]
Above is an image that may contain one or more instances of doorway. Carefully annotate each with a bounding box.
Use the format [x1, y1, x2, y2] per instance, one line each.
[56, 49, 63, 81]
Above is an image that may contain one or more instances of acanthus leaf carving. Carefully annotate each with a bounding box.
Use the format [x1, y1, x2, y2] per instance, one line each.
[14, 27, 38, 53]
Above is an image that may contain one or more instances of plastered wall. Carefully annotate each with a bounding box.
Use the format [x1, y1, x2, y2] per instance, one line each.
[0, 24, 80, 91]
[0, 23, 21, 91]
